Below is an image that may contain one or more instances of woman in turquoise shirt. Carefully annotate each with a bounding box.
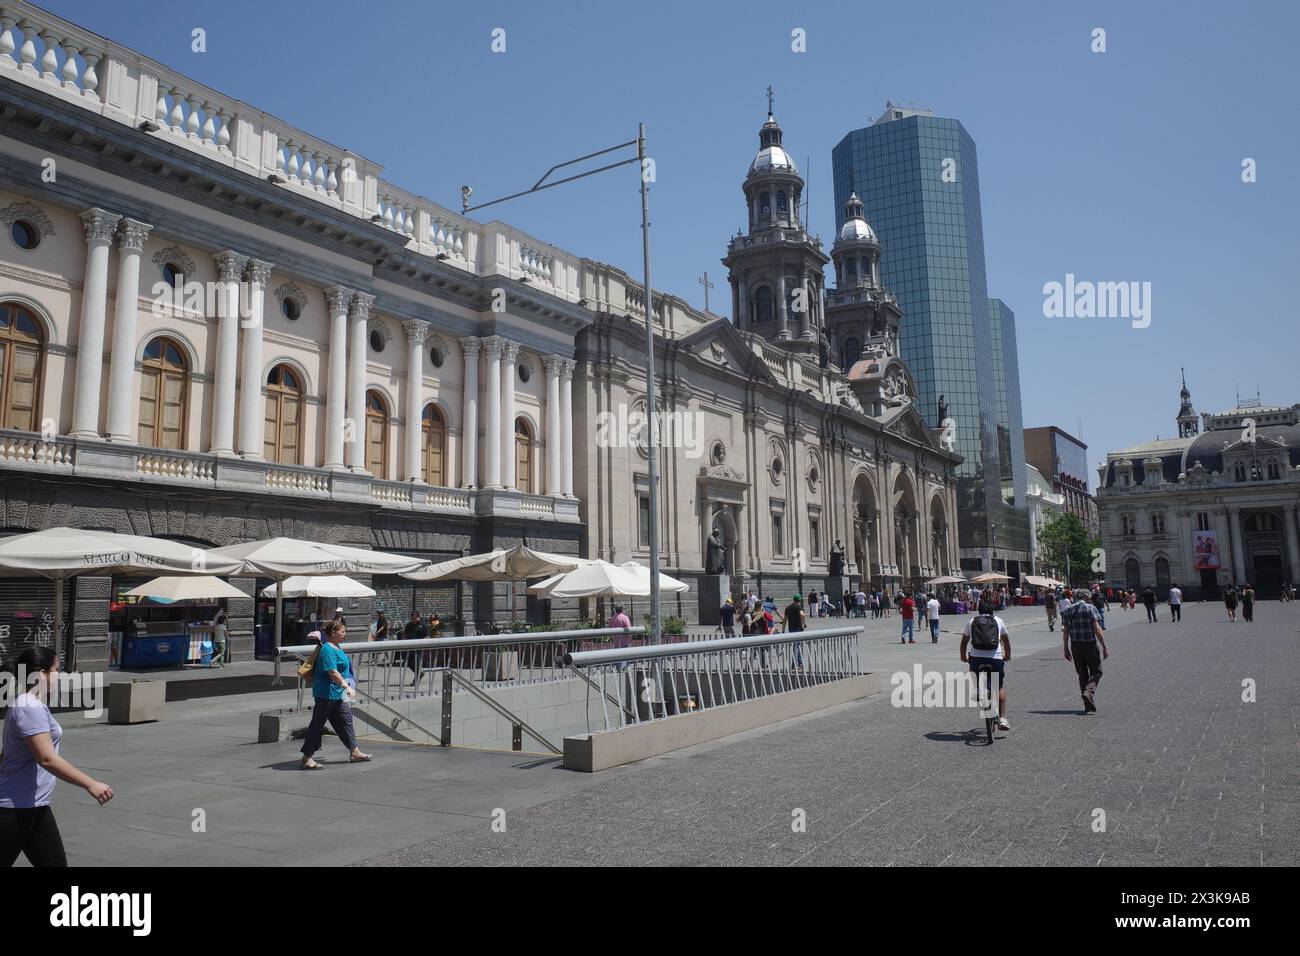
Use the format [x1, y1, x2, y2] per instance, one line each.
[300, 621, 371, 769]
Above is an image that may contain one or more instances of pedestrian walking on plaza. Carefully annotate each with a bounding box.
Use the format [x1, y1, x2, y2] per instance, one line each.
[0, 647, 114, 867]
[855, 587, 868, 618]
[1224, 586, 1238, 622]
[927, 592, 941, 642]
[784, 594, 806, 668]
[1044, 588, 1058, 631]
[1061, 587, 1109, 714]
[211, 607, 228, 666]
[959, 597, 1012, 732]
[300, 621, 371, 769]
[1091, 587, 1108, 630]
[1129, 589, 1137, 610]
[899, 591, 916, 643]
[1241, 583, 1255, 622]
[402, 612, 430, 683]
[720, 598, 737, 637]
[1141, 586, 1158, 623]
[373, 610, 390, 641]
[1168, 584, 1182, 622]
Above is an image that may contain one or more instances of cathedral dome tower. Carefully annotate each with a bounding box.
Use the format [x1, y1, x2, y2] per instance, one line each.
[1177, 368, 1199, 437]
[723, 91, 829, 357]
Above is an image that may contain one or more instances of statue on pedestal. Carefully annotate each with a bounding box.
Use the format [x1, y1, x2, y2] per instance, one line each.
[706, 527, 728, 575]
[937, 394, 948, 429]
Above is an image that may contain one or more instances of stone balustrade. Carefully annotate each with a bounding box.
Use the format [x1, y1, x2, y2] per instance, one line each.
[0, 430, 74, 467]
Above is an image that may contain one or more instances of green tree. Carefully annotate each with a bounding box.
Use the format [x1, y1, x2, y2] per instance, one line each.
[1037, 513, 1101, 585]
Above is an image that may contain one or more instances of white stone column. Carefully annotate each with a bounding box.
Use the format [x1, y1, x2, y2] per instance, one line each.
[236, 258, 272, 457]
[322, 286, 352, 469]
[1284, 505, 1300, 584]
[543, 356, 562, 496]
[210, 251, 246, 455]
[403, 320, 428, 481]
[500, 341, 519, 490]
[71, 208, 122, 438]
[481, 337, 503, 489]
[1228, 507, 1247, 585]
[560, 359, 575, 497]
[105, 217, 153, 443]
[345, 292, 374, 471]
[459, 338, 480, 489]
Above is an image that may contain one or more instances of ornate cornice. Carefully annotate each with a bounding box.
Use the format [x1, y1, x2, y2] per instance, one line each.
[0, 262, 76, 292]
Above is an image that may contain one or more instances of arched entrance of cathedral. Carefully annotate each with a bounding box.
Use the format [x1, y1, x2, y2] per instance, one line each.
[892, 472, 920, 590]
[929, 494, 950, 577]
[850, 472, 878, 586]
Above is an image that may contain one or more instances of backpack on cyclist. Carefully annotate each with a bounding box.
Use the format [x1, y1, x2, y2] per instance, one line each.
[969, 613, 1000, 651]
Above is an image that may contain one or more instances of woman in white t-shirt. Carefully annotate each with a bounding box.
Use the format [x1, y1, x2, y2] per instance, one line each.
[0, 646, 114, 867]
[959, 599, 1012, 731]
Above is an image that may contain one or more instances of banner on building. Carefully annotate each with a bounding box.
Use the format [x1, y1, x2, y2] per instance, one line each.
[1192, 530, 1220, 570]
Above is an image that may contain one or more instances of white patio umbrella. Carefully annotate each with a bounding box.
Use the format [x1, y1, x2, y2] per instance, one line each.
[259, 575, 376, 599]
[925, 574, 967, 586]
[1023, 574, 1064, 588]
[403, 545, 586, 629]
[527, 560, 649, 599]
[971, 572, 1012, 584]
[618, 561, 691, 593]
[125, 575, 247, 602]
[205, 537, 427, 681]
[0, 527, 241, 667]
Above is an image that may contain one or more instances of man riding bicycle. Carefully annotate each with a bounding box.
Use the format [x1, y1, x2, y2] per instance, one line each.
[959, 597, 1012, 731]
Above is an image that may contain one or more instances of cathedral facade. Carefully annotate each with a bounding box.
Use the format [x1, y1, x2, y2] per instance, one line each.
[0, 0, 958, 671]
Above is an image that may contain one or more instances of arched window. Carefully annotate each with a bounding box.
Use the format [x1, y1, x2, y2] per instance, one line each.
[860, 257, 872, 284]
[365, 390, 388, 479]
[841, 337, 860, 370]
[1155, 556, 1171, 591]
[263, 364, 302, 464]
[0, 303, 44, 431]
[759, 191, 770, 217]
[1124, 557, 1141, 590]
[776, 191, 787, 214]
[754, 286, 773, 325]
[138, 336, 187, 449]
[421, 403, 447, 486]
[515, 417, 534, 494]
[846, 257, 857, 279]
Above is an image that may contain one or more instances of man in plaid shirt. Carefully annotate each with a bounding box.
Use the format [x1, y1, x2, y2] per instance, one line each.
[1061, 587, 1110, 714]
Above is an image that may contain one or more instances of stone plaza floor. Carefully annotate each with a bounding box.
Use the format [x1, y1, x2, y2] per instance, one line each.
[16, 599, 1298, 866]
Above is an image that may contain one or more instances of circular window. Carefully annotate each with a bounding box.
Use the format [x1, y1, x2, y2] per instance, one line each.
[281, 297, 301, 321]
[162, 262, 184, 288]
[429, 346, 444, 368]
[369, 330, 385, 353]
[517, 363, 531, 383]
[10, 220, 39, 250]
[809, 465, 819, 485]
[771, 457, 784, 481]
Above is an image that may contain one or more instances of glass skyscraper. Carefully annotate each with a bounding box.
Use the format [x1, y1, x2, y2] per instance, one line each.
[832, 104, 1030, 572]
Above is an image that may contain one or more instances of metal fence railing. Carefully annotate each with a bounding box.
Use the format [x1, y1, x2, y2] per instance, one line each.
[279, 627, 648, 709]
[563, 625, 864, 732]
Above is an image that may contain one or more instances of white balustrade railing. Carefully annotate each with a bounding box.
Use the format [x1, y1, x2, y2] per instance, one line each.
[264, 468, 330, 494]
[425, 488, 473, 512]
[137, 451, 214, 481]
[0, 432, 74, 467]
[371, 480, 413, 504]
[519, 495, 556, 516]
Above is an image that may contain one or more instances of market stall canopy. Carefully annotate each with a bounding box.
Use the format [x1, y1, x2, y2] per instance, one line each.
[125, 575, 247, 602]
[924, 575, 967, 586]
[0, 527, 242, 578]
[205, 537, 427, 578]
[1023, 574, 1065, 588]
[259, 575, 376, 599]
[618, 562, 691, 593]
[971, 572, 1012, 583]
[527, 560, 650, 599]
[403, 545, 583, 582]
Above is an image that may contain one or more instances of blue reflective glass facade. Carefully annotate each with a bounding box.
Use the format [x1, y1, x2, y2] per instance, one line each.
[832, 114, 1029, 558]
[988, 298, 1027, 511]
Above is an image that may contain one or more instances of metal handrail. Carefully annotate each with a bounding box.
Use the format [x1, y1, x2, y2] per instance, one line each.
[442, 670, 562, 755]
[564, 624, 863, 667]
[278, 626, 646, 657]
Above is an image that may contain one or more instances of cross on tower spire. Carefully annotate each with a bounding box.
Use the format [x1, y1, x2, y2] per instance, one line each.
[766, 85, 774, 116]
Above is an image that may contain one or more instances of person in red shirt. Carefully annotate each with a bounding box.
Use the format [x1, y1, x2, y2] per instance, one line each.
[899, 591, 917, 644]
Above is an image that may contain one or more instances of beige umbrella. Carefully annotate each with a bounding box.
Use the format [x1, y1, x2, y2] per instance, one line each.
[1023, 574, 1064, 588]
[617, 562, 691, 593]
[402, 545, 582, 582]
[125, 575, 247, 601]
[259, 575, 376, 599]
[0, 527, 241, 667]
[528, 560, 648, 599]
[971, 572, 1012, 584]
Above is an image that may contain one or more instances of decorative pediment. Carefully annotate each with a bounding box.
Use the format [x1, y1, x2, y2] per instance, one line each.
[677, 317, 777, 383]
[1220, 435, 1287, 458]
[884, 403, 942, 451]
[698, 463, 748, 504]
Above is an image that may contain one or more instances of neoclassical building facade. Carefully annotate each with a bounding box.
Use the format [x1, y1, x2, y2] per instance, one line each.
[0, 5, 960, 665]
[1096, 376, 1300, 600]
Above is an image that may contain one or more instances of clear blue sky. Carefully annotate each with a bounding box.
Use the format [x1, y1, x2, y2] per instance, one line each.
[44, 0, 1300, 481]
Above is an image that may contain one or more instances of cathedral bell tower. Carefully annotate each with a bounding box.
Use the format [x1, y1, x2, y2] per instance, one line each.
[1176, 368, 1199, 437]
[722, 93, 830, 358]
[824, 191, 903, 371]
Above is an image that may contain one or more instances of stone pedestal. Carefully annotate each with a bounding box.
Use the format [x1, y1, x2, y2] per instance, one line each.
[823, 575, 849, 607]
[107, 680, 165, 724]
[697, 574, 730, 626]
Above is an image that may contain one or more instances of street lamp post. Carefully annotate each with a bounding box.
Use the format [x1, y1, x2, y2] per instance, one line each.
[461, 126, 662, 641]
